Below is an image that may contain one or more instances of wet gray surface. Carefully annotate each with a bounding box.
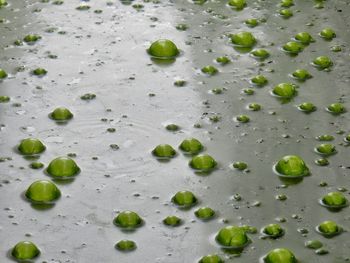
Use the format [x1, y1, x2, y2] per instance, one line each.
[1, 0, 350, 262]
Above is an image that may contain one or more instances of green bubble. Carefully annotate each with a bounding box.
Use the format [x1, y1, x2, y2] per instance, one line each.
[18, 138, 46, 155]
[115, 240, 137, 251]
[245, 18, 258, 27]
[321, 192, 348, 208]
[232, 161, 248, 170]
[228, 0, 246, 10]
[291, 69, 312, 81]
[11, 241, 40, 260]
[0, 95, 10, 102]
[294, 32, 314, 45]
[272, 83, 297, 99]
[189, 154, 217, 171]
[199, 254, 224, 263]
[0, 68, 8, 79]
[280, 0, 294, 7]
[251, 75, 268, 86]
[262, 224, 284, 238]
[179, 138, 203, 155]
[282, 42, 303, 54]
[298, 102, 316, 113]
[201, 65, 218, 75]
[251, 49, 270, 60]
[235, 115, 250, 123]
[216, 56, 230, 65]
[316, 135, 334, 141]
[230, 32, 256, 48]
[264, 248, 297, 263]
[113, 211, 143, 229]
[243, 88, 254, 95]
[172, 190, 197, 208]
[216, 226, 249, 248]
[46, 157, 80, 179]
[25, 180, 61, 204]
[165, 124, 180, 131]
[195, 207, 215, 220]
[315, 158, 329, 166]
[316, 220, 342, 237]
[163, 215, 182, 226]
[305, 240, 323, 249]
[315, 144, 336, 156]
[319, 28, 336, 40]
[148, 39, 179, 59]
[326, 103, 345, 114]
[49, 107, 74, 121]
[248, 103, 261, 111]
[279, 9, 293, 18]
[152, 144, 176, 158]
[30, 162, 44, 169]
[274, 155, 309, 178]
[23, 34, 41, 43]
[32, 68, 47, 76]
[312, 56, 333, 69]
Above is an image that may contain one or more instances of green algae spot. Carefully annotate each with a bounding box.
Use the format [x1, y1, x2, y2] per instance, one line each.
[115, 240, 136, 251]
[326, 103, 345, 114]
[315, 158, 329, 166]
[148, 39, 179, 59]
[11, 241, 40, 261]
[319, 28, 336, 40]
[30, 162, 44, 169]
[113, 211, 143, 229]
[279, 9, 293, 18]
[18, 138, 46, 155]
[298, 102, 316, 113]
[315, 144, 336, 156]
[23, 34, 41, 43]
[25, 180, 61, 204]
[0, 68, 8, 79]
[312, 56, 333, 69]
[49, 107, 74, 121]
[152, 144, 176, 159]
[230, 32, 256, 48]
[248, 103, 261, 111]
[264, 248, 297, 263]
[235, 115, 250, 123]
[46, 157, 80, 179]
[216, 56, 230, 65]
[316, 220, 342, 237]
[282, 42, 303, 55]
[32, 68, 47, 76]
[251, 75, 268, 87]
[280, 0, 294, 7]
[294, 32, 314, 45]
[291, 69, 312, 81]
[201, 65, 218, 75]
[172, 190, 197, 208]
[216, 226, 249, 248]
[274, 155, 309, 178]
[195, 207, 215, 220]
[245, 18, 258, 27]
[179, 138, 203, 155]
[305, 240, 323, 250]
[251, 49, 270, 60]
[316, 135, 334, 141]
[262, 224, 284, 239]
[189, 154, 217, 171]
[165, 124, 180, 131]
[228, 0, 246, 10]
[232, 161, 248, 171]
[199, 254, 223, 263]
[320, 192, 348, 209]
[163, 215, 182, 227]
[272, 83, 297, 99]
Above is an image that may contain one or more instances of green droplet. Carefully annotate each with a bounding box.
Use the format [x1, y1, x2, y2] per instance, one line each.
[199, 254, 224, 263]
[312, 56, 333, 69]
[264, 248, 297, 263]
[0, 96, 10, 102]
[282, 42, 303, 54]
[274, 155, 309, 178]
[298, 102, 316, 113]
[331, 45, 342, 52]
[272, 83, 297, 99]
[115, 240, 137, 251]
[148, 39, 179, 59]
[321, 192, 348, 208]
[113, 211, 143, 229]
[152, 144, 176, 159]
[316, 135, 334, 141]
[294, 32, 314, 45]
[251, 75, 268, 86]
[201, 65, 218, 75]
[50, 107, 73, 121]
[280, 0, 294, 7]
[0, 0, 8, 7]
[163, 215, 182, 226]
[18, 138, 46, 155]
[46, 157, 80, 179]
[315, 144, 336, 156]
[291, 69, 312, 81]
[235, 115, 250, 123]
[344, 134, 350, 143]
[195, 207, 215, 220]
[279, 9, 293, 18]
[25, 180, 61, 203]
[305, 240, 323, 249]
[76, 4, 90, 10]
[32, 68, 47, 76]
[251, 49, 270, 60]
[216, 226, 249, 248]
[165, 124, 180, 131]
[315, 158, 329, 166]
[11, 241, 40, 260]
[326, 103, 345, 114]
[0, 68, 8, 79]
[248, 103, 261, 111]
[230, 32, 256, 48]
[317, 220, 342, 237]
[243, 88, 254, 95]
[211, 88, 223, 94]
[172, 190, 197, 208]
[232, 161, 248, 170]
[240, 225, 258, 234]
[262, 224, 284, 238]
[216, 56, 230, 65]
[23, 34, 41, 43]
[245, 18, 258, 27]
[179, 138, 203, 155]
[174, 80, 186, 87]
[30, 162, 44, 169]
[176, 23, 188, 31]
[315, 248, 329, 255]
[189, 154, 217, 171]
[319, 28, 336, 40]
[228, 0, 246, 10]
[80, 93, 96, 100]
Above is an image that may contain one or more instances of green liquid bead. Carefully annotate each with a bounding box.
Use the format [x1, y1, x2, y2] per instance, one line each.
[195, 207, 215, 220]
[326, 103, 345, 114]
[211, 88, 223, 94]
[115, 240, 137, 251]
[189, 154, 217, 171]
[262, 224, 284, 238]
[163, 215, 182, 226]
[0, 68, 8, 79]
[243, 88, 254, 95]
[165, 124, 180, 131]
[321, 192, 348, 208]
[280, 0, 293, 7]
[294, 32, 314, 45]
[179, 138, 203, 155]
[50, 107, 73, 121]
[199, 254, 224, 263]
[231, 32, 256, 48]
[18, 138, 46, 155]
[279, 9, 293, 18]
[232, 161, 248, 171]
[331, 45, 342, 52]
[319, 28, 336, 40]
[316, 135, 334, 141]
[176, 23, 188, 31]
[264, 248, 297, 263]
[228, 0, 246, 10]
[23, 34, 41, 43]
[317, 220, 342, 237]
[152, 144, 176, 158]
[251, 75, 268, 86]
[25, 180, 61, 203]
[344, 134, 350, 143]
[315, 158, 329, 166]
[305, 240, 323, 249]
[148, 39, 179, 59]
[216, 56, 230, 65]
[282, 42, 303, 54]
[0, 96, 10, 102]
[11, 241, 40, 260]
[251, 49, 270, 60]
[313, 56, 333, 69]
[30, 162, 44, 169]
[216, 226, 249, 248]
[113, 211, 143, 229]
[235, 115, 250, 123]
[275, 155, 309, 177]
[245, 18, 258, 27]
[292, 69, 312, 81]
[80, 93, 96, 100]
[0, 0, 8, 6]
[272, 83, 297, 98]
[315, 144, 336, 156]
[46, 157, 80, 178]
[201, 65, 218, 75]
[76, 4, 90, 10]
[241, 225, 257, 234]
[172, 190, 197, 208]
[298, 102, 316, 113]
[248, 103, 261, 111]
[32, 68, 47, 76]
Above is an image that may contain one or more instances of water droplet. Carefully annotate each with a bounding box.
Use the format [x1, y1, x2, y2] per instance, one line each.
[282, 42, 303, 55]
[245, 18, 258, 27]
[23, 34, 41, 43]
[172, 190, 197, 208]
[263, 248, 297, 263]
[194, 207, 215, 220]
[232, 161, 248, 171]
[297, 102, 316, 113]
[235, 115, 250, 123]
[230, 32, 256, 48]
[312, 56, 333, 69]
[319, 28, 336, 40]
[261, 224, 285, 239]
[115, 240, 137, 251]
[11, 241, 40, 260]
[49, 107, 74, 121]
[291, 69, 312, 81]
[32, 68, 47, 76]
[251, 49, 270, 60]
[0, 96, 10, 103]
[274, 155, 309, 178]
[189, 154, 217, 171]
[314, 144, 336, 156]
[326, 103, 345, 114]
[0, 68, 8, 79]
[25, 180, 61, 204]
[316, 220, 342, 237]
[163, 215, 182, 227]
[152, 144, 176, 159]
[242, 88, 254, 95]
[228, 0, 246, 10]
[251, 75, 268, 87]
[176, 24, 188, 31]
[30, 162, 44, 169]
[198, 254, 224, 263]
[80, 93, 96, 100]
[294, 32, 314, 45]
[305, 240, 323, 249]
[272, 83, 297, 99]
[113, 211, 143, 229]
[280, 0, 294, 7]
[216, 56, 231, 65]
[165, 124, 180, 131]
[179, 138, 203, 155]
[201, 65, 218, 76]
[320, 192, 348, 209]
[148, 39, 179, 59]
[316, 135, 334, 141]
[46, 157, 81, 179]
[216, 226, 250, 248]
[315, 248, 329, 255]
[0, 0, 8, 7]
[17, 138, 46, 155]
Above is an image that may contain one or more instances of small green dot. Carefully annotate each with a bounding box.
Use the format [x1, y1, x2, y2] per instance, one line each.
[251, 75, 268, 86]
[11, 241, 40, 260]
[313, 56, 333, 69]
[211, 88, 223, 94]
[0, 95, 10, 102]
[216, 226, 249, 248]
[30, 162, 44, 169]
[216, 56, 231, 65]
[0, 0, 8, 7]
[32, 68, 47, 76]
[179, 138, 203, 155]
[262, 224, 284, 238]
[315, 158, 329, 166]
[245, 18, 258, 27]
[113, 211, 143, 229]
[165, 124, 180, 131]
[331, 45, 342, 52]
[18, 138, 46, 155]
[46, 157, 80, 179]
[50, 107, 74, 121]
[315, 144, 336, 156]
[251, 49, 270, 60]
[176, 24, 188, 31]
[264, 248, 297, 263]
[294, 32, 314, 45]
[195, 207, 215, 220]
[115, 240, 137, 251]
[279, 9, 293, 18]
[80, 93, 96, 100]
[319, 28, 336, 40]
[243, 88, 254, 95]
[189, 154, 217, 171]
[230, 32, 256, 48]
[0, 68, 8, 79]
[235, 115, 250, 123]
[199, 254, 224, 263]
[316, 135, 334, 141]
[272, 83, 297, 99]
[148, 39, 179, 59]
[201, 65, 218, 75]
[248, 103, 261, 111]
[298, 102, 316, 113]
[228, 0, 246, 10]
[282, 42, 303, 54]
[326, 103, 345, 114]
[23, 34, 41, 43]
[152, 144, 176, 159]
[274, 155, 309, 178]
[163, 215, 182, 226]
[172, 190, 197, 208]
[232, 161, 248, 170]
[280, 0, 294, 7]
[291, 69, 312, 81]
[25, 180, 61, 204]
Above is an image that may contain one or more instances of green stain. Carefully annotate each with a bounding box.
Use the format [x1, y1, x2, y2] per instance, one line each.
[18, 138, 46, 155]
[25, 180, 61, 204]
[23, 34, 41, 43]
[275, 155, 309, 178]
[148, 39, 179, 59]
[272, 83, 297, 99]
[262, 224, 284, 239]
[199, 254, 224, 263]
[317, 220, 342, 237]
[230, 32, 256, 48]
[115, 240, 137, 251]
[163, 215, 182, 226]
[113, 211, 143, 229]
[189, 154, 217, 171]
[11, 241, 40, 260]
[319, 28, 336, 40]
[152, 144, 176, 158]
[245, 18, 258, 27]
[228, 0, 246, 10]
[251, 49, 270, 60]
[216, 226, 249, 248]
[298, 102, 316, 113]
[32, 68, 47, 76]
[251, 75, 268, 87]
[279, 9, 293, 18]
[282, 42, 303, 55]
[305, 240, 323, 249]
[315, 144, 336, 156]
[264, 248, 297, 263]
[194, 207, 215, 220]
[179, 138, 203, 155]
[326, 103, 345, 114]
[313, 56, 333, 69]
[0, 68, 8, 79]
[50, 107, 73, 121]
[201, 65, 218, 75]
[0, 95, 10, 102]
[46, 157, 80, 179]
[291, 69, 312, 81]
[321, 192, 348, 208]
[172, 190, 197, 208]
[294, 32, 314, 45]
